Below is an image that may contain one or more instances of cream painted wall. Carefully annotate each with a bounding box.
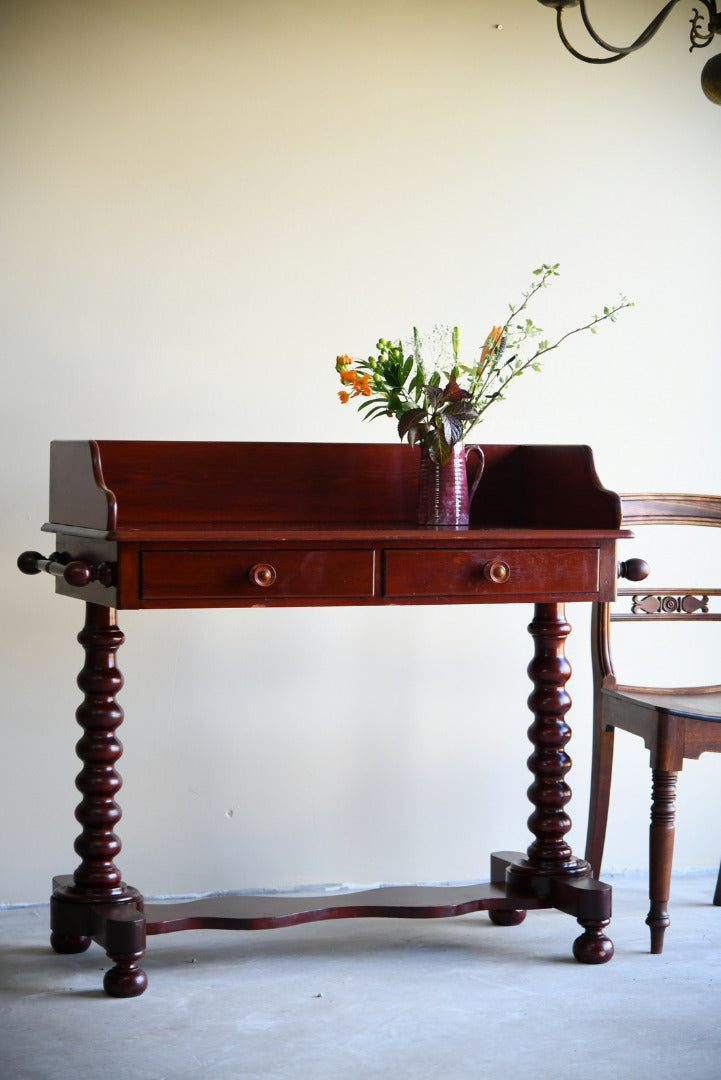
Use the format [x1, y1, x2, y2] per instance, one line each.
[2, 0, 720, 904]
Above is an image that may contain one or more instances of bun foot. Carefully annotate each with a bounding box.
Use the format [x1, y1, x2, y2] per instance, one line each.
[103, 960, 148, 998]
[488, 908, 527, 926]
[573, 920, 614, 964]
[50, 932, 92, 954]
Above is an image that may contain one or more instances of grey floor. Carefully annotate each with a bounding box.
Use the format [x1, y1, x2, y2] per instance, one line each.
[1, 871, 720, 1080]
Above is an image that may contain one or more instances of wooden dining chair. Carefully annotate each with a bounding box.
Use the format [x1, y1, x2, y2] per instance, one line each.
[585, 493, 721, 953]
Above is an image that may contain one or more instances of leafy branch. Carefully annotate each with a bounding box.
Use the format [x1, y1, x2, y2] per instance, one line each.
[335, 264, 634, 464]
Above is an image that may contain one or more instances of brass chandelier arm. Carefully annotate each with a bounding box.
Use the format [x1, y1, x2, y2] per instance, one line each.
[555, 11, 622, 64]
[554, 12, 622, 64]
[551, 0, 718, 63]
[556, 0, 681, 63]
[580, 0, 682, 55]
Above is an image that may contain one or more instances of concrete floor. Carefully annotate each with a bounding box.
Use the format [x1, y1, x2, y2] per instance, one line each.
[1, 871, 720, 1080]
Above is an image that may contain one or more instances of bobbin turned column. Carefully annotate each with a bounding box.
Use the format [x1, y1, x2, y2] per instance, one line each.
[506, 602, 613, 963]
[50, 602, 147, 997]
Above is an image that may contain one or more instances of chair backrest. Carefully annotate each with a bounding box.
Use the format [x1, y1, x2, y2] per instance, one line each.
[592, 493, 721, 696]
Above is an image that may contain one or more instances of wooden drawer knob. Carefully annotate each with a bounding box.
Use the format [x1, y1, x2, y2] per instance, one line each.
[483, 559, 510, 584]
[617, 557, 650, 582]
[249, 563, 277, 588]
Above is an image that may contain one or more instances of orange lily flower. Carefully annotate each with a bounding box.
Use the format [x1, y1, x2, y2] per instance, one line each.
[351, 373, 371, 397]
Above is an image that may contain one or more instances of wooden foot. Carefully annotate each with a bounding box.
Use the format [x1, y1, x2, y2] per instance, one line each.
[573, 919, 614, 964]
[648, 924, 667, 955]
[50, 932, 91, 954]
[488, 908, 527, 926]
[103, 958, 148, 998]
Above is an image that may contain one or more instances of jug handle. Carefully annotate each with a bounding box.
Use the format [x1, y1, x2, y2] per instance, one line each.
[465, 445, 485, 505]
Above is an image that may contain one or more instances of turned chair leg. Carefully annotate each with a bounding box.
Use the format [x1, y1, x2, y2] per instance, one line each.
[646, 769, 678, 954]
[585, 722, 615, 878]
[714, 860, 721, 907]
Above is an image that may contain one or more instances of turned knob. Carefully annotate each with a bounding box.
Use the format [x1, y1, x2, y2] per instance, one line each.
[249, 563, 277, 587]
[17, 551, 114, 587]
[63, 561, 95, 587]
[617, 558, 650, 582]
[483, 559, 510, 584]
[17, 550, 45, 575]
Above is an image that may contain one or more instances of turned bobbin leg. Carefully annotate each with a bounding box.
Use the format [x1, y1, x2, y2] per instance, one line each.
[507, 603, 613, 963]
[51, 602, 147, 997]
[523, 603, 577, 874]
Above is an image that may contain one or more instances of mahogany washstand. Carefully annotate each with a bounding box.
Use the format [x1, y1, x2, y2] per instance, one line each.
[18, 441, 633, 997]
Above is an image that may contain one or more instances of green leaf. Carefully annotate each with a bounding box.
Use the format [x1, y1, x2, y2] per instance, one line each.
[357, 395, 386, 410]
[362, 405, 393, 422]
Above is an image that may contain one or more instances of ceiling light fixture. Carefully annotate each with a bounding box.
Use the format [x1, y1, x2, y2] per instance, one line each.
[537, 1, 721, 104]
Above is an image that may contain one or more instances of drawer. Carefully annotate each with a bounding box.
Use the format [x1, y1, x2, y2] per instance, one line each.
[141, 549, 375, 600]
[383, 548, 599, 598]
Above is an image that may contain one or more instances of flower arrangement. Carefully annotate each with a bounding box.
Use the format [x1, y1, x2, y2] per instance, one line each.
[336, 264, 633, 464]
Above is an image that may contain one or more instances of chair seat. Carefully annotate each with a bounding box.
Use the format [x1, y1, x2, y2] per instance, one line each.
[604, 687, 721, 722]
